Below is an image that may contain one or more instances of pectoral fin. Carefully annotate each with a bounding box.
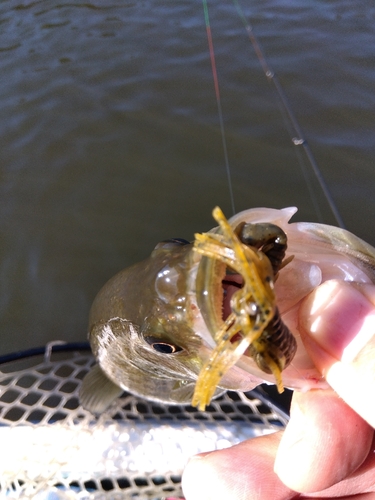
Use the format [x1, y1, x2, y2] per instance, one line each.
[79, 363, 123, 413]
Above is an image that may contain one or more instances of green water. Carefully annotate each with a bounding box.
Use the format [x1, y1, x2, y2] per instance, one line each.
[1, 0, 374, 353]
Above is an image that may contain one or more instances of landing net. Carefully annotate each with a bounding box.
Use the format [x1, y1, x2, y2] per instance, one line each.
[0, 343, 288, 499]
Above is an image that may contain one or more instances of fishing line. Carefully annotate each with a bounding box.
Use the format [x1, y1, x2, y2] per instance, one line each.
[202, 0, 236, 215]
[203, 0, 344, 228]
[232, 0, 345, 228]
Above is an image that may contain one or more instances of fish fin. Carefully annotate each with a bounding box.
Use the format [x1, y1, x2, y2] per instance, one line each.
[79, 363, 123, 413]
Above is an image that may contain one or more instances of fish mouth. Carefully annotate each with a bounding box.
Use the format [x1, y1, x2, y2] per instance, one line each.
[222, 273, 248, 347]
[222, 273, 244, 321]
[194, 262, 268, 399]
[195, 257, 247, 349]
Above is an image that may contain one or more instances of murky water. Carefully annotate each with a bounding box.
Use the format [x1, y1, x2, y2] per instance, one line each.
[1, 0, 374, 354]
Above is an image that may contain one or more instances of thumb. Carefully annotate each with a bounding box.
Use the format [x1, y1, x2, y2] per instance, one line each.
[299, 279, 375, 428]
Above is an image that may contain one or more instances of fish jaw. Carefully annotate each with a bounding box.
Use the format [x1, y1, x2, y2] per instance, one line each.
[227, 206, 298, 229]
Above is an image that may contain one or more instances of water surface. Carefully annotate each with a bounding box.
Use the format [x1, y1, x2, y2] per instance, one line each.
[1, 0, 374, 353]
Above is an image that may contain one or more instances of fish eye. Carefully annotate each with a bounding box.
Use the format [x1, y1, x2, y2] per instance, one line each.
[144, 335, 183, 354]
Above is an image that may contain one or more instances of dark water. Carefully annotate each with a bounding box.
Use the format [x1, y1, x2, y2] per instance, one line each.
[1, 0, 375, 354]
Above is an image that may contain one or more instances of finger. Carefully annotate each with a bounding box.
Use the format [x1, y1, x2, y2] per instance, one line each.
[299, 279, 375, 428]
[304, 434, 375, 498]
[182, 432, 297, 500]
[274, 389, 373, 493]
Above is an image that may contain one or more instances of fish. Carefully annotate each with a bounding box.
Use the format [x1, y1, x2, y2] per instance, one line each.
[80, 206, 375, 413]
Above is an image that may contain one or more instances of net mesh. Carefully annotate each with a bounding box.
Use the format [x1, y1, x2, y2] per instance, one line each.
[0, 343, 289, 499]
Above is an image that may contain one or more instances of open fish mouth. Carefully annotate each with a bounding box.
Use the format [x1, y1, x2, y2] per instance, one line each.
[222, 273, 244, 321]
[192, 207, 297, 410]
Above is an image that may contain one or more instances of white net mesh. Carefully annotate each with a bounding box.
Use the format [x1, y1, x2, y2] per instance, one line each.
[0, 343, 289, 499]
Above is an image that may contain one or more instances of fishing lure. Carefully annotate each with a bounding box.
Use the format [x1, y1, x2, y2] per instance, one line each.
[191, 207, 296, 410]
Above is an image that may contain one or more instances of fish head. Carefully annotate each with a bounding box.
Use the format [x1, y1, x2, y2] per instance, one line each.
[83, 217, 278, 411]
[81, 207, 305, 411]
[85, 239, 237, 408]
[81, 205, 375, 413]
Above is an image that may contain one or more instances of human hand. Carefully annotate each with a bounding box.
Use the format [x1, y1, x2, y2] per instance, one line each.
[182, 279, 375, 499]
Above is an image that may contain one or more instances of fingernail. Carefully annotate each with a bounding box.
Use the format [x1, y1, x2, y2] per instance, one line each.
[300, 280, 375, 363]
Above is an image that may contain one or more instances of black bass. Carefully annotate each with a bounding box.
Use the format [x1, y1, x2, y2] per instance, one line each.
[80, 207, 375, 412]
